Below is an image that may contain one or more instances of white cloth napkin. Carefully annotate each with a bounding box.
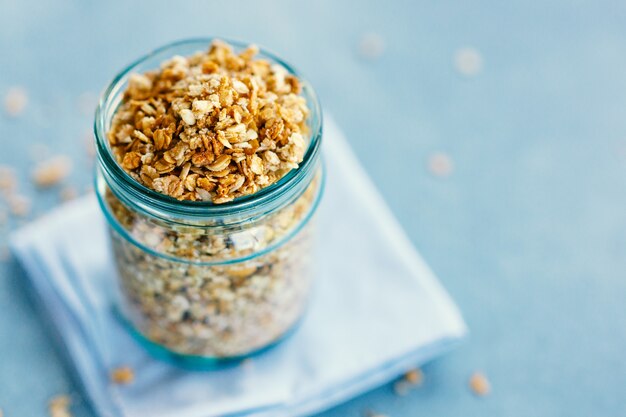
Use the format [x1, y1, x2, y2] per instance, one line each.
[10, 116, 467, 417]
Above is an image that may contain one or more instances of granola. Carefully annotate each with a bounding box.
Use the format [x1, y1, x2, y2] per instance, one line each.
[469, 371, 491, 396]
[48, 395, 72, 417]
[393, 368, 424, 396]
[454, 47, 483, 77]
[358, 33, 386, 60]
[427, 152, 454, 178]
[0, 166, 16, 192]
[8, 194, 31, 217]
[108, 40, 309, 204]
[32, 156, 72, 188]
[3, 86, 28, 117]
[99, 40, 322, 359]
[110, 366, 134, 385]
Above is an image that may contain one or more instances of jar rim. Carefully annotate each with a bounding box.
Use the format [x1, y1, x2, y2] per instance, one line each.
[94, 37, 323, 221]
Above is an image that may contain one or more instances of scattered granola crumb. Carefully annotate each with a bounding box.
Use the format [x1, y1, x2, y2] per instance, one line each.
[3, 86, 28, 117]
[0, 166, 16, 192]
[77, 91, 98, 116]
[358, 33, 386, 60]
[454, 47, 483, 77]
[404, 368, 424, 385]
[60, 186, 78, 202]
[110, 366, 135, 385]
[32, 156, 73, 188]
[427, 152, 454, 178]
[469, 371, 491, 397]
[9, 194, 31, 217]
[393, 368, 424, 396]
[48, 395, 72, 417]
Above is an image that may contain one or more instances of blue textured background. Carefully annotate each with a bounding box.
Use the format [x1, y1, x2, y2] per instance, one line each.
[1, 0, 626, 416]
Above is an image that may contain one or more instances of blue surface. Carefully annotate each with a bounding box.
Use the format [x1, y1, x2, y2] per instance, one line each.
[1, 0, 625, 416]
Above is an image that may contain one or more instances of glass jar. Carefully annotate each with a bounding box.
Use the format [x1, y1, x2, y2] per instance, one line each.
[93, 39, 323, 367]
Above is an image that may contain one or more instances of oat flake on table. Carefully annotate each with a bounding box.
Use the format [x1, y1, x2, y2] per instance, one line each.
[469, 371, 491, 396]
[0, 166, 16, 191]
[32, 156, 73, 188]
[358, 32, 386, 60]
[9, 195, 31, 217]
[454, 47, 483, 77]
[3, 86, 28, 117]
[48, 395, 72, 417]
[428, 152, 454, 177]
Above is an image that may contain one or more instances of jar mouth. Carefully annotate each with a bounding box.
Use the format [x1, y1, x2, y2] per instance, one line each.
[94, 37, 322, 220]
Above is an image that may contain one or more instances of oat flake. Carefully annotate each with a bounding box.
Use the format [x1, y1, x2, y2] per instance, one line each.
[110, 366, 135, 385]
[3, 86, 28, 117]
[9, 194, 31, 217]
[32, 156, 73, 188]
[454, 47, 483, 77]
[48, 395, 72, 417]
[428, 152, 454, 177]
[469, 371, 491, 396]
[358, 33, 386, 60]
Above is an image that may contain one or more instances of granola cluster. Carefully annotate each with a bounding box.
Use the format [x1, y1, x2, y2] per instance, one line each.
[108, 40, 310, 203]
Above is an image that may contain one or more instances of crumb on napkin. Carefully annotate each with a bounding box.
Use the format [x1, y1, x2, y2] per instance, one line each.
[110, 366, 135, 385]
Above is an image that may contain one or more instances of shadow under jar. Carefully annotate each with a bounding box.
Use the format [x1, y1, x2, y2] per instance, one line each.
[94, 39, 324, 367]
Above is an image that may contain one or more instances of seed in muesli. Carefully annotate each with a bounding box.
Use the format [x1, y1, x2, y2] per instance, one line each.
[3, 86, 28, 117]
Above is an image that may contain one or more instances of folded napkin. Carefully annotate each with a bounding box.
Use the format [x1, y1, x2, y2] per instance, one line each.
[10, 116, 467, 417]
